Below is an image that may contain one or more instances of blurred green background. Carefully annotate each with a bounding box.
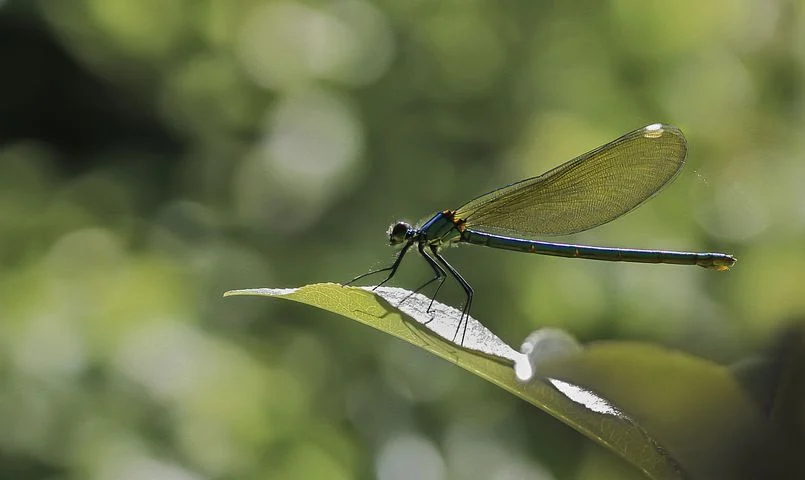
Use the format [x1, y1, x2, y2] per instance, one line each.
[1, 0, 803, 478]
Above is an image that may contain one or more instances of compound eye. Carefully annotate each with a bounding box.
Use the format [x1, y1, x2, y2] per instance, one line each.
[387, 222, 411, 245]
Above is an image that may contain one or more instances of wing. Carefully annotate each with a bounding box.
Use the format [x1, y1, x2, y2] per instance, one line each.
[454, 124, 687, 237]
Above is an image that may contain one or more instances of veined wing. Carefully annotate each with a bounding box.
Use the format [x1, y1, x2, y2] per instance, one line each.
[455, 124, 687, 238]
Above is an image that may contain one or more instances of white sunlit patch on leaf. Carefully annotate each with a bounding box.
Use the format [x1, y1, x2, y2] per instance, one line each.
[368, 286, 526, 365]
[547, 378, 623, 417]
[514, 357, 534, 381]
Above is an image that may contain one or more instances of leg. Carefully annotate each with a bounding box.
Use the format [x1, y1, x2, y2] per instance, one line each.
[345, 241, 413, 289]
[399, 243, 447, 311]
[420, 246, 448, 313]
[431, 246, 473, 345]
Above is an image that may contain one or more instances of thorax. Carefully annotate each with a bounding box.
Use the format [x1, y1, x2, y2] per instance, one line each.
[418, 210, 464, 245]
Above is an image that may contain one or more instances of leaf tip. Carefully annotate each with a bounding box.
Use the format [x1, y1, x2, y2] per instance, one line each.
[223, 289, 254, 297]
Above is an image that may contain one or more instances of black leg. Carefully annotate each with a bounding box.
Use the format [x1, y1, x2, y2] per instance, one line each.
[431, 245, 473, 345]
[420, 245, 448, 313]
[398, 243, 446, 310]
[345, 241, 413, 289]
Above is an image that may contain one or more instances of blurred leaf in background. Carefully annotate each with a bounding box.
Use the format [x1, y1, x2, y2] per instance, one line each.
[0, 0, 803, 478]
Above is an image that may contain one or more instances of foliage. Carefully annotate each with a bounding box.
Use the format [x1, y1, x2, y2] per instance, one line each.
[1, 0, 804, 478]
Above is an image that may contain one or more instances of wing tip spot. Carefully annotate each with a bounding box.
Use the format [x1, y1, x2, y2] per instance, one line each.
[643, 123, 665, 139]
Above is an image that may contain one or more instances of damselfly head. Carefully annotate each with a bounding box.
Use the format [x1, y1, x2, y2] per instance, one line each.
[388, 221, 412, 245]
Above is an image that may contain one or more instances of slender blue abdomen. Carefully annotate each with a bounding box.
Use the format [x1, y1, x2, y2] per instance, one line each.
[460, 229, 735, 270]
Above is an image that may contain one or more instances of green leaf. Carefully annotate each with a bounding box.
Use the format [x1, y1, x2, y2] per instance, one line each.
[225, 283, 772, 480]
[730, 321, 805, 478]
